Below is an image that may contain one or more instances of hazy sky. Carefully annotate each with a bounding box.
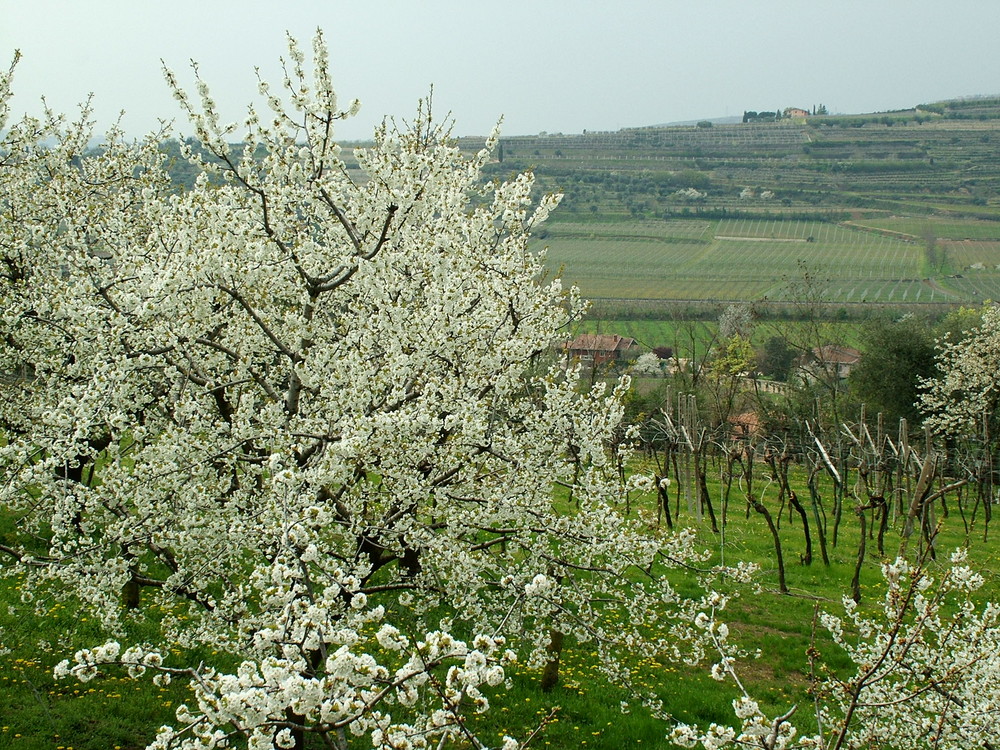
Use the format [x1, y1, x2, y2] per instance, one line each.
[4, 0, 1000, 140]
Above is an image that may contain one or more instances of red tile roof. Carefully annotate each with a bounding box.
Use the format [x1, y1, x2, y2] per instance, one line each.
[566, 334, 638, 353]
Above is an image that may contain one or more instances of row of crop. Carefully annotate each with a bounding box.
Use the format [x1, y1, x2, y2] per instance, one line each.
[715, 217, 833, 239]
[576, 277, 959, 305]
[577, 218, 923, 260]
[828, 279, 951, 304]
[706, 238, 922, 284]
[546, 219, 922, 274]
[548, 255, 927, 305]
[942, 240, 1000, 269]
[539, 214, 995, 304]
[936, 273, 1000, 300]
[544, 219, 715, 241]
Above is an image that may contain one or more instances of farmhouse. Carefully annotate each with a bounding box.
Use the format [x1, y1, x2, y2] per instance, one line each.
[798, 345, 861, 382]
[564, 333, 639, 367]
[784, 107, 810, 119]
[728, 411, 763, 439]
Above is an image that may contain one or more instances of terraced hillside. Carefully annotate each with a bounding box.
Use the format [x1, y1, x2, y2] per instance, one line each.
[467, 97, 1000, 308]
[474, 99, 1000, 221]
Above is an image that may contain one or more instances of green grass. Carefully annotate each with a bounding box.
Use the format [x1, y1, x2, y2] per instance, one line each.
[0, 573, 189, 750]
[3, 463, 996, 749]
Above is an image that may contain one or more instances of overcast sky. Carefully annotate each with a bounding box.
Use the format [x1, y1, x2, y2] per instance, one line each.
[4, 0, 1000, 140]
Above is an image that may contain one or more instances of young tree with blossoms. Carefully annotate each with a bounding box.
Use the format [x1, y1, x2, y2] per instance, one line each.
[921, 303, 1000, 442]
[918, 303, 1000, 529]
[0, 35, 718, 749]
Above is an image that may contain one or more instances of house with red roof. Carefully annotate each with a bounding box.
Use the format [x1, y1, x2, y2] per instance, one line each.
[564, 334, 639, 367]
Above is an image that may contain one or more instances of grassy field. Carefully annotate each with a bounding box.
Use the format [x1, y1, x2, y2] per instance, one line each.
[0, 577, 193, 750]
[2, 464, 996, 749]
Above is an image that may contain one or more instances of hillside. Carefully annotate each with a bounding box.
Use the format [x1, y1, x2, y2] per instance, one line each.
[470, 97, 1000, 221]
[464, 97, 1000, 309]
[160, 96, 1000, 310]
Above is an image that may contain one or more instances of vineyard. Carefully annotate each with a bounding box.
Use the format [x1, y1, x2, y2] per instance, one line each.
[533, 217, 995, 304]
[453, 100, 1000, 315]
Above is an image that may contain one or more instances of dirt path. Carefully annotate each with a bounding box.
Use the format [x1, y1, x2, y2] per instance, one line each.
[923, 277, 962, 299]
[713, 236, 808, 242]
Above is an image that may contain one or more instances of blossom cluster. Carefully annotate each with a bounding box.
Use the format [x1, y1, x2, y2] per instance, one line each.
[53, 628, 515, 750]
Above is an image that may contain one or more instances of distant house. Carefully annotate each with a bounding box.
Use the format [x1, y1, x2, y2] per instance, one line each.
[798, 345, 861, 382]
[729, 411, 763, 439]
[564, 334, 639, 367]
[784, 107, 810, 119]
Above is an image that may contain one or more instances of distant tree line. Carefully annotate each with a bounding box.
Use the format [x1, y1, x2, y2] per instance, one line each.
[742, 110, 780, 123]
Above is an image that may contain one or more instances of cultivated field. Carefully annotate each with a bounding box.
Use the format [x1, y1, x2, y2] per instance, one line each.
[534, 218, 980, 304]
[467, 101, 1000, 316]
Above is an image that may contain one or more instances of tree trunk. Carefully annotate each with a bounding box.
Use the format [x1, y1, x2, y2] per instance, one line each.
[695, 450, 719, 534]
[540, 629, 565, 692]
[850, 507, 867, 604]
[788, 490, 813, 566]
[807, 465, 831, 566]
[752, 497, 788, 594]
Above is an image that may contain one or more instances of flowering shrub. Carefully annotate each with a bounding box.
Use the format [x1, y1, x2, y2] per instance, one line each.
[632, 352, 665, 377]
